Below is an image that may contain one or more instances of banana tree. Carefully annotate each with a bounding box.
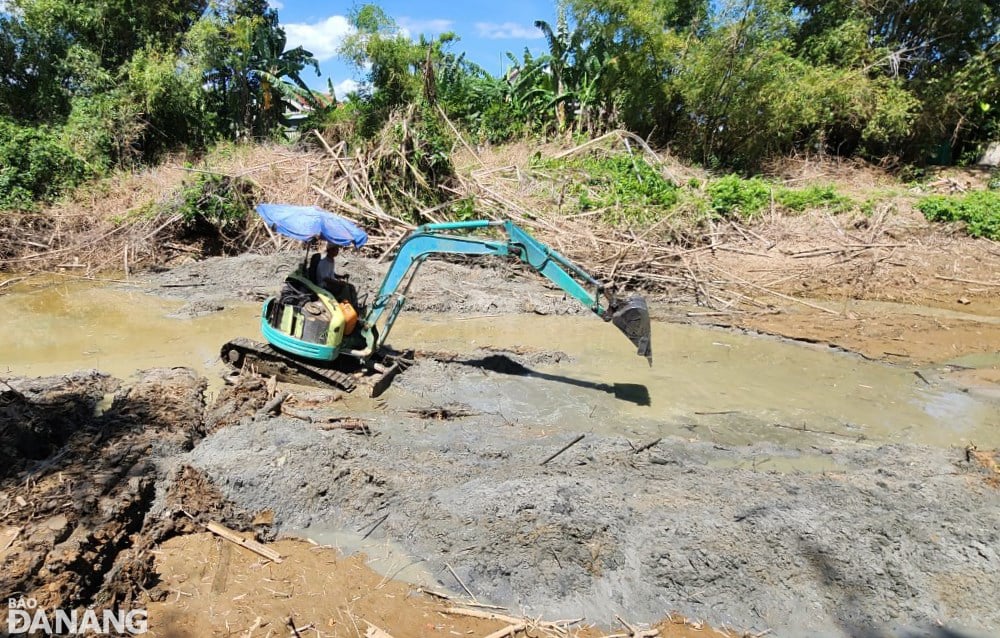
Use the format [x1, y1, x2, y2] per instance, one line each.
[533, 11, 584, 131]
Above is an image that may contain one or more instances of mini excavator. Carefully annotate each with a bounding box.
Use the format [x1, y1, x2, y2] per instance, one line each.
[221, 205, 652, 396]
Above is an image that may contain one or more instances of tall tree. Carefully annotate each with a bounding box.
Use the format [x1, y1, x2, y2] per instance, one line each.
[794, 0, 1000, 160]
[566, 0, 710, 136]
[189, 0, 320, 139]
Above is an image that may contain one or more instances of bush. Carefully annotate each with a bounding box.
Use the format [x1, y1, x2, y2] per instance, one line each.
[175, 173, 255, 229]
[0, 119, 88, 210]
[917, 191, 1000, 240]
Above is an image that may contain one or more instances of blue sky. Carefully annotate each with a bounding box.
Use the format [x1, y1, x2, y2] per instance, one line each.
[273, 0, 559, 95]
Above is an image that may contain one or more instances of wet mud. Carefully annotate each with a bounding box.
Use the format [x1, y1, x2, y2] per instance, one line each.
[0, 369, 260, 618]
[187, 355, 1000, 638]
[2, 249, 998, 637]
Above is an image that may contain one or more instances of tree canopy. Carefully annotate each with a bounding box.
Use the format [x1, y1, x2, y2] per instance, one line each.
[1, 0, 998, 211]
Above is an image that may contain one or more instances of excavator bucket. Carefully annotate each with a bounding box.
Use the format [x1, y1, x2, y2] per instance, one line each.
[610, 296, 653, 364]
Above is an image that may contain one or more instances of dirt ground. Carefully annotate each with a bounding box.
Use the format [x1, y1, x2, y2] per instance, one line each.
[2, 201, 999, 637]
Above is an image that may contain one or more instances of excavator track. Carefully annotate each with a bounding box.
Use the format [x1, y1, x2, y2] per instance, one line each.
[220, 337, 357, 392]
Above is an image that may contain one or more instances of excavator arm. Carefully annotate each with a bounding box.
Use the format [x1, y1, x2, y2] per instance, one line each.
[355, 220, 652, 363]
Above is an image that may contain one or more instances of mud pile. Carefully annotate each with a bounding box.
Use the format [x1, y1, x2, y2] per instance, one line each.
[0, 369, 260, 617]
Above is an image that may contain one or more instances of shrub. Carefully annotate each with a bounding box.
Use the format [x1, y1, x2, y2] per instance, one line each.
[175, 173, 255, 229]
[917, 191, 1000, 240]
[0, 119, 88, 210]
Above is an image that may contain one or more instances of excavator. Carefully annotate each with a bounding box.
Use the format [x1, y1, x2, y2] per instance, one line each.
[221, 204, 652, 396]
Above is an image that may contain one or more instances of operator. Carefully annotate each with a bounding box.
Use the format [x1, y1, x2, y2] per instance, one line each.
[312, 242, 358, 309]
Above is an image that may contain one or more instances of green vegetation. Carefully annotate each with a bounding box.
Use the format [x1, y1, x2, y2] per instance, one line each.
[707, 175, 772, 219]
[0, 0, 321, 208]
[706, 176, 849, 219]
[917, 192, 1000, 240]
[532, 157, 851, 226]
[174, 173, 256, 229]
[0, 119, 87, 209]
[538, 155, 678, 225]
[1, 0, 998, 224]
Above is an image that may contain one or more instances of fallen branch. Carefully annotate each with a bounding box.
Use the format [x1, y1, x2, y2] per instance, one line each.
[712, 265, 840, 315]
[359, 513, 389, 541]
[364, 622, 395, 638]
[934, 274, 1000, 287]
[205, 521, 283, 563]
[633, 438, 662, 455]
[483, 623, 526, 638]
[255, 391, 289, 419]
[0, 526, 22, 552]
[446, 562, 477, 601]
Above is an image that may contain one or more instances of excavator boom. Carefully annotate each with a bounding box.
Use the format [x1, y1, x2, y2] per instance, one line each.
[361, 220, 652, 363]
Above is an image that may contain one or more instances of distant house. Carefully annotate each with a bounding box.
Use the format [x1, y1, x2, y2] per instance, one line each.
[284, 92, 336, 132]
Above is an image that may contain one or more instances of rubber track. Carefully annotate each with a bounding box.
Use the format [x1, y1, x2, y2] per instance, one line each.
[220, 337, 357, 392]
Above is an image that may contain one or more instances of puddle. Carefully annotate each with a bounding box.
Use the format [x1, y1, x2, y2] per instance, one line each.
[2, 281, 997, 449]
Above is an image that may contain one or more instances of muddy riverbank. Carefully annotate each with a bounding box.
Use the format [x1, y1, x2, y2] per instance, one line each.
[1, 247, 998, 637]
[1, 364, 998, 637]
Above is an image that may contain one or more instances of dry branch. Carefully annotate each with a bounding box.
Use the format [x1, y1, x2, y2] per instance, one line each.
[205, 521, 283, 563]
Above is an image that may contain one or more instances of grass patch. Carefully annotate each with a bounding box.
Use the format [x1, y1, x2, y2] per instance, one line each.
[707, 175, 850, 219]
[917, 191, 1000, 240]
[535, 154, 678, 225]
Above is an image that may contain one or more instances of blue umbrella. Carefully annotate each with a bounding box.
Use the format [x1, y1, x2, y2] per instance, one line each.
[255, 204, 368, 247]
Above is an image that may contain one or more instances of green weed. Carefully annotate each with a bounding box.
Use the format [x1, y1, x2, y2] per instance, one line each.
[708, 175, 850, 219]
[537, 154, 678, 225]
[917, 191, 1000, 240]
[775, 184, 849, 212]
[707, 175, 771, 219]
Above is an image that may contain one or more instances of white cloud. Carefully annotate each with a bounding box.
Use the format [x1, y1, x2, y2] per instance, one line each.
[269, 0, 284, 9]
[283, 15, 354, 62]
[396, 17, 454, 38]
[332, 78, 360, 99]
[474, 21, 543, 40]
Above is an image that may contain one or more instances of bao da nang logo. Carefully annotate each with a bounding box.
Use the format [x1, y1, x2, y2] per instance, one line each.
[6, 597, 148, 635]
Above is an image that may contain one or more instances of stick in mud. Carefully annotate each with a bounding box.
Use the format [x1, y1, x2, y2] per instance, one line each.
[541, 434, 586, 465]
[255, 391, 289, 419]
[446, 562, 477, 601]
[633, 438, 662, 455]
[205, 521, 284, 563]
[359, 512, 389, 541]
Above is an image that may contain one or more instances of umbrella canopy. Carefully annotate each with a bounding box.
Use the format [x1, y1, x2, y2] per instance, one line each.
[255, 204, 368, 247]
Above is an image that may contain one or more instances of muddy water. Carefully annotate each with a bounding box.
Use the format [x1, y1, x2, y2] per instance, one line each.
[393, 314, 999, 448]
[0, 279, 259, 392]
[2, 281, 997, 449]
